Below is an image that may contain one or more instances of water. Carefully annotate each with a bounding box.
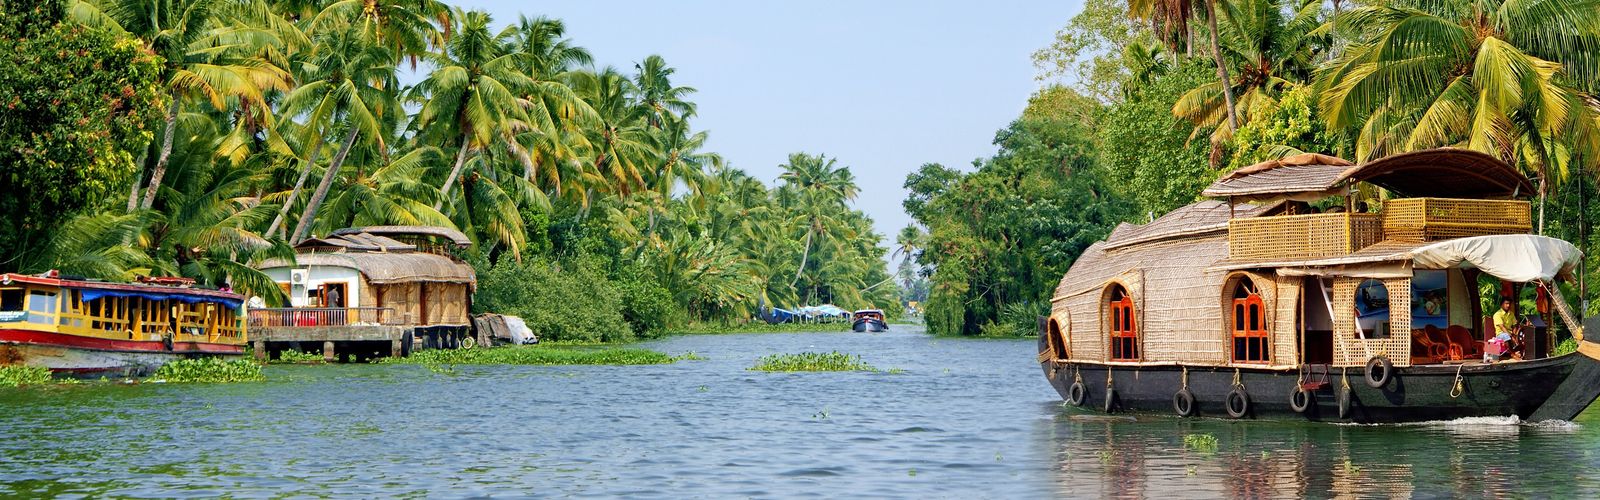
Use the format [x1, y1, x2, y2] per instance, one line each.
[4, 326, 1600, 498]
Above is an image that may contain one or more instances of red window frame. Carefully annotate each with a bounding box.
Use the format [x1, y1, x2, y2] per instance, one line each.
[1232, 290, 1270, 363]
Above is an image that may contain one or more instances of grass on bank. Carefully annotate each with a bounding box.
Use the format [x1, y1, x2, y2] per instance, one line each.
[153, 358, 265, 383]
[380, 344, 694, 366]
[750, 351, 878, 372]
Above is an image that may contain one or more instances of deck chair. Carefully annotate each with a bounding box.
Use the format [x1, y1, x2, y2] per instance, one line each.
[1411, 329, 1446, 364]
[1425, 325, 1461, 360]
[1446, 325, 1482, 359]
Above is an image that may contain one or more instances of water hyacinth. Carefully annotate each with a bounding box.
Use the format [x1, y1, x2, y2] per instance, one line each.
[750, 352, 877, 372]
[0, 365, 54, 387]
[152, 358, 265, 383]
[380, 346, 682, 366]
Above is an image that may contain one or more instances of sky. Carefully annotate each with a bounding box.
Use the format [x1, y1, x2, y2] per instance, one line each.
[454, 0, 1085, 253]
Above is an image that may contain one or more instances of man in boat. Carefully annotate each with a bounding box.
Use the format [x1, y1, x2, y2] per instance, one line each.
[1489, 298, 1526, 362]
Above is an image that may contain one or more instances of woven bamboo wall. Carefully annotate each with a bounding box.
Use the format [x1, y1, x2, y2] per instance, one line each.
[434, 283, 470, 325]
[1383, 198, 1531, 242]
[1273, 276, 1302, 365]
[1055, 235, 1233, 364]
[1228, 213, 1383, 261]
[1047, 310, 1071, 360]
[1332, 277, 1412, 367]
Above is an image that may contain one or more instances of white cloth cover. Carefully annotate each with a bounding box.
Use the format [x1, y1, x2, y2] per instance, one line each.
[503, 315, 537, 345]
[1410, 235, 1583, 282]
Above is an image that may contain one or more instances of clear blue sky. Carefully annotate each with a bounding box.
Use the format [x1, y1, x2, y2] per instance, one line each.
[456, 0, 1084, 249]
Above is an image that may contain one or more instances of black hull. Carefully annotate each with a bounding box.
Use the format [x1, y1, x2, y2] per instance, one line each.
[1038, 334, 1600, 423]
[852, 320, 887, 332]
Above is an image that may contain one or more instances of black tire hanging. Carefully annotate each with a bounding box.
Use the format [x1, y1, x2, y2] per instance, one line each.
[1365, 356, 1394, 388]
[1067, 381, 1087, 407]
[1337, 387, 1353, 419]
[1103, 388, 1118, 413]
[1290, 387, 1312, 413]
[1225, 388, 1251, 418]
[1173, 388, 1197, 417]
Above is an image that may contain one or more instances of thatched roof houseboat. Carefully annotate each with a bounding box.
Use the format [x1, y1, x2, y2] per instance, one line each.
[1040, 148, 1600, 422]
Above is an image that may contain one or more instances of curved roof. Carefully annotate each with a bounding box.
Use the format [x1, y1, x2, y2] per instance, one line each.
[1104, 200, 1279, 250]
[1343, 148, 1533, 198]
[1202, 148, 1533, 200]
[332, 226, 472, 247]
[258, 252, 476, 284]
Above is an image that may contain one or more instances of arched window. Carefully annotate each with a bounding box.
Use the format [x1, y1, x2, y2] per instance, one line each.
[1232, 280, 1270, 363]
[1048, 319, 1068, 360]
[1354, 279, 1391, 338]
[1108, 284, 1138, 361]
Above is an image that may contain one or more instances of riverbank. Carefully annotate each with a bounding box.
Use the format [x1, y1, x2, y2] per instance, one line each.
[665, 321, 851, 335]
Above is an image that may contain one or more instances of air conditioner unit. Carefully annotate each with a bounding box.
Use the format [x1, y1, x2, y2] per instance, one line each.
[290, 269, 309, 285]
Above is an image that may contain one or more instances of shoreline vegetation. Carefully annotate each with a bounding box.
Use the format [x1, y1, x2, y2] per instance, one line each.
[380, 345, 702, 366]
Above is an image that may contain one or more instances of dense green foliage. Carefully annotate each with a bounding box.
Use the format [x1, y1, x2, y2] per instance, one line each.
[0, 365, 55, 387]
[0, 0, 163, 270]
[152, 358, 265, 383]
[749, 351, 877, 372]
[383, 345, 681, 366]
[0, 0, 894, 333]
[916, 0, 1600, 335]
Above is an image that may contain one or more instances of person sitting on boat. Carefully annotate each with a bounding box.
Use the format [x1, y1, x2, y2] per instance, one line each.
[1490, 298, 1526, 361]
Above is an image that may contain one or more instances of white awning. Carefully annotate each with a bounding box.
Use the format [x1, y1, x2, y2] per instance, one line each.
[1411, 234, 1583, 282]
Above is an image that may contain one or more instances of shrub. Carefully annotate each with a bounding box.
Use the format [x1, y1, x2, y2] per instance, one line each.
[750, 351, 877, 372]
[475, 257, 634, 343]
[618, 276, 684, 338]
[0, 365, 53, 387]
[153, 358, 264, 383]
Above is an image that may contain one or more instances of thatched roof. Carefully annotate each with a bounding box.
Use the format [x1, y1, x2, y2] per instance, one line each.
[1202, 148, 1532, 200]
[298, 233, 415, 252]
[1105, 200, 1279, 250]
[258, 252, 476, 285]
[332, 226, 471, 247]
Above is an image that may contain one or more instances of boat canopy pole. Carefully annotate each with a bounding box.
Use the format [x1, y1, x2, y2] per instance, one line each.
[1318, 278, 1357, 339]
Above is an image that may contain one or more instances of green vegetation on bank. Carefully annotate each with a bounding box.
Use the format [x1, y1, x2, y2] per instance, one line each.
[750, 352, 878, 372]
[0, 366, 55, 387]
[152, 358, 265, 383]
[668, 322, 851, 335]
[0, 0, 896, 336]
[380, 345, 690, 366]
[907, 0, 1600, 336]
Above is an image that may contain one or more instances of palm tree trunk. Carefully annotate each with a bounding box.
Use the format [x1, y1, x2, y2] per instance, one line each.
[1186, 24, 1194, 59]
[434, 135, 473, 211]
[790, 228, 814, 288]
[290, 125, 360, 245]
[267, 143, 324, 240]
[1204, 0, 1239, 131]
[139, 99, 182, 210]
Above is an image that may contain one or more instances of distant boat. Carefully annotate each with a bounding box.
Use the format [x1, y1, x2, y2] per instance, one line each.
[852, 310, 888, 332]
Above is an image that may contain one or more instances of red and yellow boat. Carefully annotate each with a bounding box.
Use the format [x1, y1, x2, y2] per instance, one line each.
[0, 271, 247, 376]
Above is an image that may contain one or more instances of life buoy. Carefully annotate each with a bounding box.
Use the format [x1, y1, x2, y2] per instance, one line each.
[1337, 387, 1352, 419]
[1173, 388, 1196, 417]
[1103, 388, 1118, 413]
[1290, 387, 1312, 413]
[1067, 381, 1087, 406]
[1365, 356, 1394, 388]
[1225, 388, 1250, 418]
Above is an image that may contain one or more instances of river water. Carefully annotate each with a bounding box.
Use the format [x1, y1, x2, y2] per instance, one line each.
[3, 326, 1600, 498]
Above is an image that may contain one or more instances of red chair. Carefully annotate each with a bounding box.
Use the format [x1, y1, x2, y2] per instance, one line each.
[1446, 325, 1482, 359]
[1411, 329, 1446, 364]
[1425, 325, 1461, 360]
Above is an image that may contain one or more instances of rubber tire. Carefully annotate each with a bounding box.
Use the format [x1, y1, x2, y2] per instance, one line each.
[1337, 387, 1352, 419]
[400, 330, 414, 357]
[1066, 382, 1087, 407]
[1365, 356, 1394, 388]
[1290, 387, 1312, 413]
[1103, 388, 1118, 413]
[1173, 388, 1197, 417]
[1225, 388, 1251, 418]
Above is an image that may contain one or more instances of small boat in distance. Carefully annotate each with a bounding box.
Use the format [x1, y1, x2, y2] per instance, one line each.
[0, 271, 247, 376]
[852, 310, 888, 332]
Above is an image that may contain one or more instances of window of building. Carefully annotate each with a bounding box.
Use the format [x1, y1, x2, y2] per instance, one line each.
[1232, 280, 1270, 363]
[1108, 284, 1139, 361]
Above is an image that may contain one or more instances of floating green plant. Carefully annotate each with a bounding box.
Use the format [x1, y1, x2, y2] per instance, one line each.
[270, 350, 324, 364]
[0, 365, 53, 387]
[153, 358, 265, 383]
[381, 345, 678, 366]
[750, 351, 877, 372]
[1183, 433, 1219, 452]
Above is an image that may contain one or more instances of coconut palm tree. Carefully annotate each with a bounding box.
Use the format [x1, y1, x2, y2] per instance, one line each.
[777, 153, 859, 288]
[571, 67, 657, 195]
[632, 54, 697, 129]
[310, 0, 449, 66]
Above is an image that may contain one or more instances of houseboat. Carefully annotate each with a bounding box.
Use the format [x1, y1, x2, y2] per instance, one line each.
[0, 271, 247, 376]
[852, 309, 888, 332]
[1039, 148, 1600, 423]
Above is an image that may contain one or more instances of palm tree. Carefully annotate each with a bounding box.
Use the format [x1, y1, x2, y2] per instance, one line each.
[499, 16, 599, 197]
[72, 0, 292, 211]
[1173, 0, 1322, 158]
[309, 0, 449, 66]
[571, 67, 657, 195]
[281, 20, 401, 244]
[632, 54, 697, 129]
[777, 153, 859, 288]
[410, 8, 532, 212]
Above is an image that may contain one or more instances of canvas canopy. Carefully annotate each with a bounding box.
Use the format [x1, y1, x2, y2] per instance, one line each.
[1410, 234, 1582, 282]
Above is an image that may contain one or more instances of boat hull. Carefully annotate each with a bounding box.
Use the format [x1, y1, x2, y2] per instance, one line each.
[852, 319, 888, 332]
[0, 329, 244, 377]
[1039, 334, 1600, 423]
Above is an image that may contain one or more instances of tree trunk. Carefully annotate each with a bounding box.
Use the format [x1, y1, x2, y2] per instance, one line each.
[266, 142, 324, 240]
[434, 134, 473, 211]
[790, 227, 814, 288]
[1204, 0, 1239, 131]
[1186, 24, 1194, 59]
[290, 125, 360, 245]
[1538, 175, 1547, 235]
[139, 99, 182, 210]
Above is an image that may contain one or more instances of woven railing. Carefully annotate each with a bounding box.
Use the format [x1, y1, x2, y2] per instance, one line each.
[1383, 198, 1531, 242]
[247, 307, 402, 327]
[1228, 213, 1383, 261]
